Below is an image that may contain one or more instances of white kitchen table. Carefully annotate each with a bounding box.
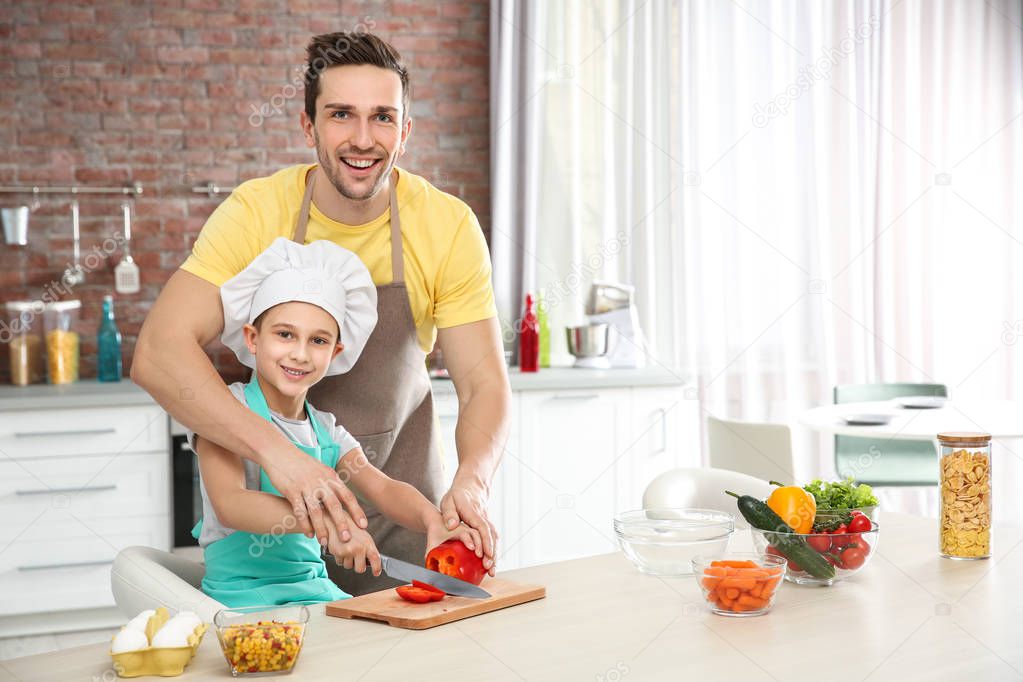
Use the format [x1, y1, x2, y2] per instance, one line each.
[800, 399, 1023, 440]
[4, 512, 1023, 682]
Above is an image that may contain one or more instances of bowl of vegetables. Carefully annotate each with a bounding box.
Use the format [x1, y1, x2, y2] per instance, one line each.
[692, 553, 786, 616]
[727, 478, 880, 586]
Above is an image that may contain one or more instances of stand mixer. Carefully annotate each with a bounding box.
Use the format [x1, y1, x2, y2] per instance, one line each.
[566, 282, 647, 369]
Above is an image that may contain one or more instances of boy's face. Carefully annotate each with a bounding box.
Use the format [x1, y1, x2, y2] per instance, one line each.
[243, 301, 344, 398]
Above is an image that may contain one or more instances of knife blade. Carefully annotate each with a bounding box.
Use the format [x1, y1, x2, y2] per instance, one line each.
[380, 554, 491, 599]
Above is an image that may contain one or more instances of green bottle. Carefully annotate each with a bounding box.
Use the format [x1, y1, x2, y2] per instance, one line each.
[97, 295, 122, 382]
[537, 292, 550, 368]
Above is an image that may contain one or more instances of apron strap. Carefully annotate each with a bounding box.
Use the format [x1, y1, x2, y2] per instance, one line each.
[388, 170, 404, 284]
[244, 376, 334, 450]
[293, 166, 316, 245]
[292, 166, 404, 285]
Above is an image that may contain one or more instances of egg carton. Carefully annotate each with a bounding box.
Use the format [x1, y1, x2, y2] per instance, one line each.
[109, 607, 208, 678]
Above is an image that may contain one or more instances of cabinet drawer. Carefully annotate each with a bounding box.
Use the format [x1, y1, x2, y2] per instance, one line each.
[0, 516, 170, 616]
[0, 405, 167, 458]
[0, 452, 170, 534]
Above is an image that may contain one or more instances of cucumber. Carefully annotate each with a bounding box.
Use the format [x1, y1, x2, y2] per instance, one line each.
[725, 491, 836, 580]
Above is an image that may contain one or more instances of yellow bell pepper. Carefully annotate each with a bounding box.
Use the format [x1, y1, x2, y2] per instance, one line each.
[766, 481, 816, 533]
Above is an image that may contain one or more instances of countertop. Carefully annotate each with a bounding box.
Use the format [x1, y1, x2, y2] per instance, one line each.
[1, 367, 688, 415]
[0, 379, 157, 411]
[431, 365, 689, 394]
[5, 512, 1021, 681]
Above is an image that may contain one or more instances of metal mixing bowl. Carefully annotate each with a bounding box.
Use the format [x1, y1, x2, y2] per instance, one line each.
[565, 323, 614, 358]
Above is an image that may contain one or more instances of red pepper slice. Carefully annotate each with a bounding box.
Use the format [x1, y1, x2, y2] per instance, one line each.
[395, 585, 445, 603]
[412, 580, 446, 596]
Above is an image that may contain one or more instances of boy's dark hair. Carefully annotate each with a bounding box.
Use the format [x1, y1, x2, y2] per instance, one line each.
[304, 32, 410, 123]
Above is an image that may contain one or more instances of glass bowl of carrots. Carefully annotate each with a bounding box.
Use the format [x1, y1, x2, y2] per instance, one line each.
[691, 553, 786, 617]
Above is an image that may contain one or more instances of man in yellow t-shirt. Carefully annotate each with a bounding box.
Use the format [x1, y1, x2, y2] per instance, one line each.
[133, 32, 510, 595]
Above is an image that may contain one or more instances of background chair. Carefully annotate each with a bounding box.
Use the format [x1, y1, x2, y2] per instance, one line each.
[642, 467, 774, 526]
[111, 546, 225, 622]
[706, 415, 795, 483]
[833, 383, 947, 486]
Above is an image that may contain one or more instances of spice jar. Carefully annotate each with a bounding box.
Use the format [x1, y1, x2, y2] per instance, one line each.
[5, 301, 45, 386]
[42, 300, 81, 385]
[938, 431, 991, 560]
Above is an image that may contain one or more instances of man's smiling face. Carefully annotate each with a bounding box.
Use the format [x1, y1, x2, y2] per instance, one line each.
[302, 64, 411, 204]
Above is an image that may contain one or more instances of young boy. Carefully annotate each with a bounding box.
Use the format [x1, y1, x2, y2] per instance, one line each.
[189, 237, 487, 607]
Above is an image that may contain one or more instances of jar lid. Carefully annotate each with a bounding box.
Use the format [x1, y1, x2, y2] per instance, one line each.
[44, 300, 82, 311]
[937, 431, 991, 445]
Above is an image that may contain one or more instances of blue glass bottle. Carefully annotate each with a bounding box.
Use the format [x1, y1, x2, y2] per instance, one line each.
[97, 295, 122, 382]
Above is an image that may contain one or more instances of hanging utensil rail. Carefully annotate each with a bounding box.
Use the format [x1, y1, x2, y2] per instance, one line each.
[0, 182, 144, 196]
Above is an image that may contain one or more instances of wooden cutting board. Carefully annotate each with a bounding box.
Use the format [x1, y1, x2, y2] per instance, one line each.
[324, 578, 545, 630]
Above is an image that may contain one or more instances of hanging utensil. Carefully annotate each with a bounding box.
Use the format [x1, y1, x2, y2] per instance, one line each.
[115, 202, 140, 294]
[62, 200, 85, 286]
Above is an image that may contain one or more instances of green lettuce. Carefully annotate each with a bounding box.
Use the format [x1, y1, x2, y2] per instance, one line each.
[803, 477, 879, 509]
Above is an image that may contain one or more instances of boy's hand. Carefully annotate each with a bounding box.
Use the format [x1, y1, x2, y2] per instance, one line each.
[425, 515, 496, 577]
[325, 512, 382, 577]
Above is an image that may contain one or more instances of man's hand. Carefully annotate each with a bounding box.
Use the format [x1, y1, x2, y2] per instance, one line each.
[439, 477, 498, 576]
[425, 515, 489, 569]
[262, 446, 368, 546]
[325, 509, 382, 576]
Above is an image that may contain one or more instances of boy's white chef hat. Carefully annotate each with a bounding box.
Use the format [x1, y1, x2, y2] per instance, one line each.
[220, 237, 377, 376]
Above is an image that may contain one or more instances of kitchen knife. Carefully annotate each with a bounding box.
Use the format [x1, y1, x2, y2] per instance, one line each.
[380, 554, 491, 599]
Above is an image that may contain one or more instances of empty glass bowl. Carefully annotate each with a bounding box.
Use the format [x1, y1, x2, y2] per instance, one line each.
[614, 508, 735, 576]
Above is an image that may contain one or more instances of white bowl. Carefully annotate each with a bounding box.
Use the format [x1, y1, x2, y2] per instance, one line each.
[614, 508, 735, 576]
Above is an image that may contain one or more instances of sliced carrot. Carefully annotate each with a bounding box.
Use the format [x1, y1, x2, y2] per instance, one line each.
[705, 566, 728, 577]
[702, 576, 722, 590]
[737, 594, 766, 608]
[746, 569, 770, 580]
[711, 560, 757, 569]
[720, 577, 757, 591]
[734, 602, 763, 612]
[749, 583, 763, 599]
[717, 594, 735, 610]
[724, 587, 740, 600]
[759, 582, 779, 599]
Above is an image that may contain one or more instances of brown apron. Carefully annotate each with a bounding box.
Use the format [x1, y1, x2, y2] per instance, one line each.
[292, 167, 445, 596]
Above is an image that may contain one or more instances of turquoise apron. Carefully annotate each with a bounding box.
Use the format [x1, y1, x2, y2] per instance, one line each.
[193, 377, 351, 607]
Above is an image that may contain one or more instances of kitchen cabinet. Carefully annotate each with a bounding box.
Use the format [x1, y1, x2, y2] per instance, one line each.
[0, 382, 170, 636]
[434, 369, 696, 571]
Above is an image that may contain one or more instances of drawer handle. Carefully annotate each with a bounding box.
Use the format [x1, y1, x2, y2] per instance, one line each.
[17, 559, 114, 572]
[14, 428, 117, 439]
[16, 484, 117, 496]
[550, 394, 600, 401]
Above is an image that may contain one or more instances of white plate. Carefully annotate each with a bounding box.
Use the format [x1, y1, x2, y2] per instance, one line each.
[842, 413, 892, 426]
[895, 396, 947, 409]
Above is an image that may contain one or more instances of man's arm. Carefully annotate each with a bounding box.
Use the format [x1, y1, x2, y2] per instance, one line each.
[435, 316, 511, 573]
[131, 268, 367, 543]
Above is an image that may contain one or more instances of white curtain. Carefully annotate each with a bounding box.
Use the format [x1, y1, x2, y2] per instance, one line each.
[491, 0, 1023, 514]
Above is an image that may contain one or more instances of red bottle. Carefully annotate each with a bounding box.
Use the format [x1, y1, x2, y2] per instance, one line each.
[519, 293, 539, 373]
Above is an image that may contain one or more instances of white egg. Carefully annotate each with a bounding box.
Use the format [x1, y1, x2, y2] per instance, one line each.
[111, 628, 150, 654]
[166, 612, 202, 633]
[124, 609, 155, 633]
[151, 624, 190, 648]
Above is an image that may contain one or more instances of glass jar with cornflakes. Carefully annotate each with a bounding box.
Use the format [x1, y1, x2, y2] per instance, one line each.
[5, 301, 45, 386]
[42, 300, 81, 385]
[938, 431, 991, 560]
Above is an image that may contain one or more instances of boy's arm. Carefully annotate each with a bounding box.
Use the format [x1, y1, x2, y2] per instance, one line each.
[339, 448, 438, 533]
[196, 434, 304, 535]
[340, 448, 491, 565]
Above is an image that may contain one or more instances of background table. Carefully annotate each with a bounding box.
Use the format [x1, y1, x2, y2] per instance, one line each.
[799, 399, 1023, 440]
[5, 512, 1023, 682]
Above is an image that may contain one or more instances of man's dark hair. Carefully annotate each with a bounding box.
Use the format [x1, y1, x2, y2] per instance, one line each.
[304, 32, 410, 123]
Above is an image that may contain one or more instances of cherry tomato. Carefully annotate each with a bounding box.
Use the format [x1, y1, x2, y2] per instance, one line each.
[840, 546, 867, 570]
[848, 514, 872, 533]
[846, 535, 871, 554]
[807, 534, 832, 553]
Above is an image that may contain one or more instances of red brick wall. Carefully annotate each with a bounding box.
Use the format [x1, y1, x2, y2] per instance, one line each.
[0, 0, 490, 384]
